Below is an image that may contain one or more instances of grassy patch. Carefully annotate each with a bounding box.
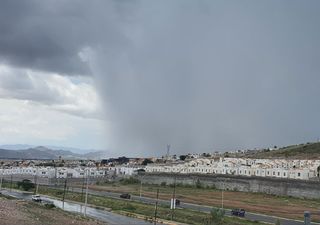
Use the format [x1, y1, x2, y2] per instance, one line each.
[37, 186, 265, 225]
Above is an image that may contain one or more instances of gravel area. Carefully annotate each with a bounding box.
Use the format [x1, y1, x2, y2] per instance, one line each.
[0, 197, 108, 225]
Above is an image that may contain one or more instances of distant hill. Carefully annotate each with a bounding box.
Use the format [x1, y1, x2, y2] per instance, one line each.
[245, 142, 320, 159]
[0, 144, 95, 154]
[0, 146, 111, 160]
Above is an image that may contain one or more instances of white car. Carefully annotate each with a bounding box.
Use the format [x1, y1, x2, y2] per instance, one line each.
[32, 195, 42, 202]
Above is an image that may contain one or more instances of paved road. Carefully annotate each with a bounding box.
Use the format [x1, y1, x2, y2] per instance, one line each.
[51, 186, 319, 225]
[1, 189, 152, 225]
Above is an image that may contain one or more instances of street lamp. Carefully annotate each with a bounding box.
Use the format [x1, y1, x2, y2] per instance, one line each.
[171, 167, 183, 220]
[221, 178, 226, 210]
[0, 168, 3, 191]
[84, 169, 89, 216]
[139, 173, 146, 200]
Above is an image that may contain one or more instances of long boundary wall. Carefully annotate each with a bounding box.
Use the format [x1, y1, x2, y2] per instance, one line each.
[138, 173, 320, 199]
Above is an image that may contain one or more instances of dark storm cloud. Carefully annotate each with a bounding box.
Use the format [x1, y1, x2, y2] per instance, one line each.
[0, 0, 108, 75]
[1, 0, 320, 156]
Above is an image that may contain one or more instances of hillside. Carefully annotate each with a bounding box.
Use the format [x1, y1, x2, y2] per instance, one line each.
[0, 146, 83, 160]
[245, 142, 320, 159]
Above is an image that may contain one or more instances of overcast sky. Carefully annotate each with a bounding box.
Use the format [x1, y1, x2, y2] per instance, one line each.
[0, 0, 320, 156]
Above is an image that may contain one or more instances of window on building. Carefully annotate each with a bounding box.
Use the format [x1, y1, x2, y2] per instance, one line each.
[298, 173, 301, 177]
[283, 172, 286, 176]
[273, 172, 275, 175]
[278, 172, 280, 176]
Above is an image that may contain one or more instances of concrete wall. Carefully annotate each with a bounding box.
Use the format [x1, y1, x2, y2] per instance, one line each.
[138, 173, 320, 199]
[1, 174, 107, 186]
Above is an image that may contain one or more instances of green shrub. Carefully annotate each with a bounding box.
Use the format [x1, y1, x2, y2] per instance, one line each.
[119, 177, 140, 185]
[44, 203, 55, 209]
[195, 179, 202, 189]
[17, 179, 35, 191]
[204, 208, 225, 225]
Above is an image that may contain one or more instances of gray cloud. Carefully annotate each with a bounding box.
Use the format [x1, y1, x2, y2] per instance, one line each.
[0, 0, 96, 75]
[0, 65, 101, 119]
[1, 1, 320, 156]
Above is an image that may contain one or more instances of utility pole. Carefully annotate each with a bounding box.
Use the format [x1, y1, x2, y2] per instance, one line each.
[221, 179, 225, 210]
[154, 188, 159, 225]
[36, 180, 39, 194]
[81, 172, 85, 201]
[84, 170, 89, 216]
[34, 168, 39, 195]
[139, 178, 143, 199]
[10, 173, 13, 192]
[171, 176, 177, 220]
[62, 179, 67, 209]
[0, 169, 3, 191]
[139, 174, 146, 200]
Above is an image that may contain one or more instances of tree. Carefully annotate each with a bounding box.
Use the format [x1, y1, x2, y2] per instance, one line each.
[17, 179, 35, 191]
[202, 153, 211, 158]
[204, 208, 225, 225]
[142, 158, 153, 165]
[179, 155, 187, 161]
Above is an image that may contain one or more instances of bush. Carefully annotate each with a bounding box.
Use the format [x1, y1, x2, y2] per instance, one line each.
[195, 179, 202, 189]
[123, 203, 136, 211]
[44, 203, 55, 209]
[160, 181, 166, 186]
[17, 179, 35, 191]
[119, 177, 140, 185]
[204, 208, 225, 225]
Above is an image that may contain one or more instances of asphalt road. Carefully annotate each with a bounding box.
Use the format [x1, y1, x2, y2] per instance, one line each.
[1, 189, 152, 225]
[54, 186, 319, 225]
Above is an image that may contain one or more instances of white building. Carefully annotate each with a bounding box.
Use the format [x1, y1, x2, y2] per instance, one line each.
[145, 158, 320, 181]
[0, 167, 107, 179]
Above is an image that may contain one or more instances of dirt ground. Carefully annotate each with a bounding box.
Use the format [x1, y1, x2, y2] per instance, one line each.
[85, 183, 320, 222]
[0, 197, 107, 225]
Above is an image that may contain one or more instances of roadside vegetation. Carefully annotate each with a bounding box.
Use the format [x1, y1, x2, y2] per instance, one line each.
[1, 181, 264, 225]
[92, 179, 320, 222]
[36, 186, 265, 225]
[0, 195, 105, 225]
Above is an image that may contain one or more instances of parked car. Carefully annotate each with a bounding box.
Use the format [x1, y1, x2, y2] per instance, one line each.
[120, 193, 131, 199]
[231, 208, 245, 217]
[31, 195, 42, 202]
[175, 199, 180, 206]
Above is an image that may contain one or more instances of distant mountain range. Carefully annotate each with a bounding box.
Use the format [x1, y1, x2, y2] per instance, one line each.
[0, 146, 112, 160]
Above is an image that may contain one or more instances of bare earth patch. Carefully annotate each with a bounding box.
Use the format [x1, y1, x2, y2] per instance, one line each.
[0, 197, 107, 225]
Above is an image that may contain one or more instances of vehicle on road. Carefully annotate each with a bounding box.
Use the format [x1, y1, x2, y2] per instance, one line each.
[231, 208, 245, 217]
[175, 199, 180, 206]
[32, 195, 42, 202]
[120, 193, 131, 199]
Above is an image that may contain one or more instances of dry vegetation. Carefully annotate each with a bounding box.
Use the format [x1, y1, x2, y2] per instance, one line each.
[0, 196, 107, 225]
[88, 182, 320, 222]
